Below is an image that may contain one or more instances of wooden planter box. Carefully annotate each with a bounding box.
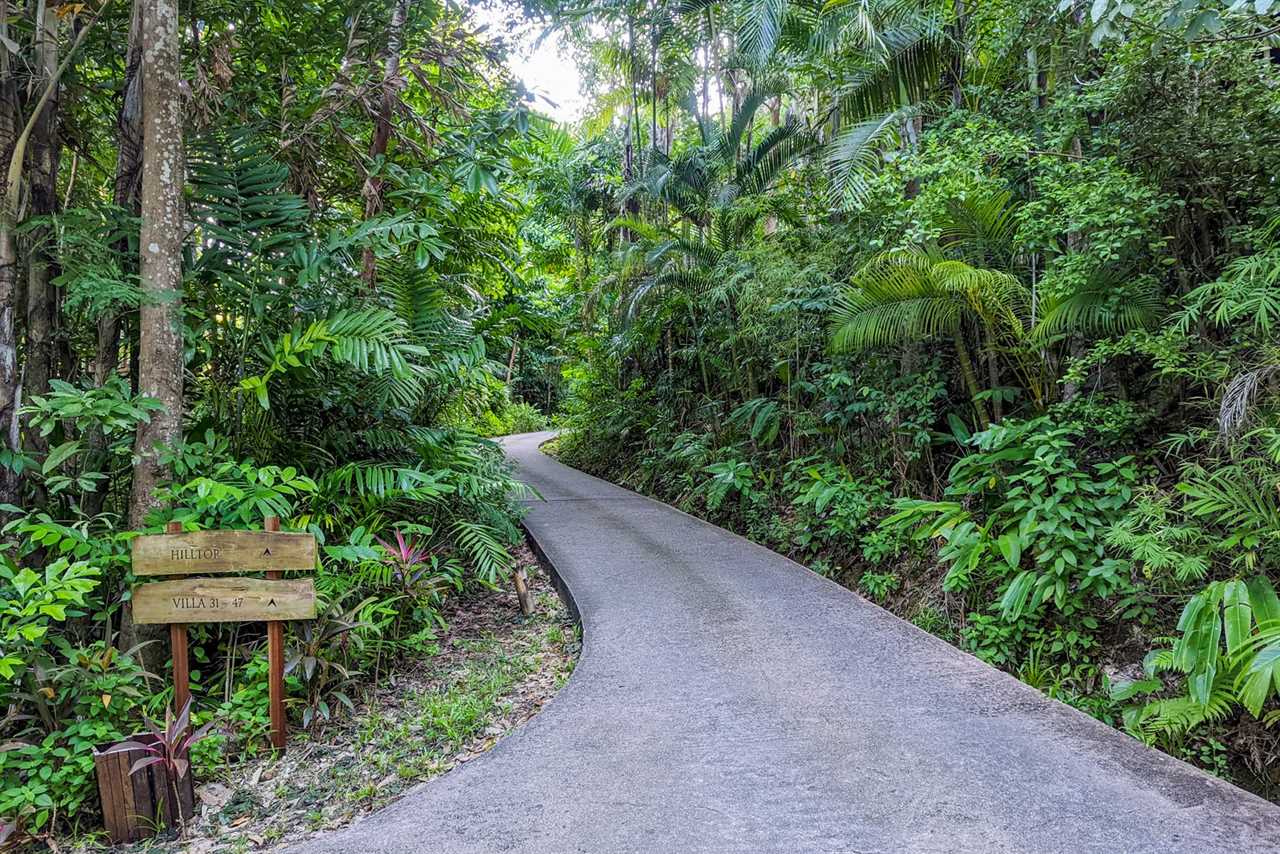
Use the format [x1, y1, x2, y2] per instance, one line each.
[93, 735, 195, 844]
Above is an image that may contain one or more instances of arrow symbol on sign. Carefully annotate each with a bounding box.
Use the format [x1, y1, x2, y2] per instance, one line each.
[267, 598, 277, 607]
[262, 548, 272, 556]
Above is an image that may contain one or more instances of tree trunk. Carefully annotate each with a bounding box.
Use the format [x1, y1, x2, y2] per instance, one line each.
[23, 4, 62, 478]
[623, 13, 639, 219]
[0, 1, 20, 507]
[948, 1, 967, 108]
[900, 112, 925, 199]
[125, 0, 185, 665]
[649, 14, 657, 153]
[130, 0, 184, 525]
[764, 98, 782, 234]
[84, 0, 146, 520]
[665, 325, 673, 381]
[701, 10, 710, 129]
[953, 328, 989, 431]
[663, 97, 672, 154]
[360, 0, 409, 287]
[96, 0, 145, 388]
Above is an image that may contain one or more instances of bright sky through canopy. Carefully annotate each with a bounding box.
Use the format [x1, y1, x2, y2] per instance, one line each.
[471, 3, 585, 123]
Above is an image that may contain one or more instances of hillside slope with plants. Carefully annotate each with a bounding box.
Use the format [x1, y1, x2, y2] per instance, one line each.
[0, 0, 569, 847]
[525, 0, 1280, 801]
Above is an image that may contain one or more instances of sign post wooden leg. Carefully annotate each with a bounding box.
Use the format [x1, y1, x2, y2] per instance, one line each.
[264, 515, 287, 752]
[164, 521, 190, 712]
[170, 623, 189, 711]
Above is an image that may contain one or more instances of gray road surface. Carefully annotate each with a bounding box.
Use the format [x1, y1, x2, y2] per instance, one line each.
[293, 431, 1280, 853]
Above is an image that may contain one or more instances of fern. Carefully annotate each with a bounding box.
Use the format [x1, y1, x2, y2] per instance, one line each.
[1125, 685, 1238, 742]
[450, 519, 513, 585]
[1179, 245, 1280, 337]
[1177, 462, 1280, 563]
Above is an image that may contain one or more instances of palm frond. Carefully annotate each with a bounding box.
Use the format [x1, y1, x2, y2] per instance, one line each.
[830, 251, 959, 351]
[738, 118, 815, 197]
[1032, 276, 1162, 343]
[622, 268, 715, 324]
[831, 23, 946, 121]
[450, 519, 513, 585]
[937, 187, 1020, 266]
[739, 0, 790, 68]
[831, 249, 1029, 351]
[824, 109, 903, 209]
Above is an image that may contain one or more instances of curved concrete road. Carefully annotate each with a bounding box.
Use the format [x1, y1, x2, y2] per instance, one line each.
[295, 432, 1280, 853]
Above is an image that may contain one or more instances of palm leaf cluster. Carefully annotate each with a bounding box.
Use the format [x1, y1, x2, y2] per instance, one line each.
[830, 249, 1027, 353]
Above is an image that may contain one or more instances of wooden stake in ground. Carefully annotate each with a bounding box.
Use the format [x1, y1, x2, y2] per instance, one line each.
[514, 564, 533, 616]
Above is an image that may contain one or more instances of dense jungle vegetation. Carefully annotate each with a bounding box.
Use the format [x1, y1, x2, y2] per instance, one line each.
[541, 0, 1280, 802]
[9, 0, 1280, 845]
[0, 0, 558, 844]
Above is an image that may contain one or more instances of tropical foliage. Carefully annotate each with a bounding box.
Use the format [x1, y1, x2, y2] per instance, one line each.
[0, 0, 567, 842]
[542, 0, 1280, 802]
[12, 0, 1280, 842]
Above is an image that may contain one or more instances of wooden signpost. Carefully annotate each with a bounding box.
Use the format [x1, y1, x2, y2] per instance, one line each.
[132, 577, 317, 623]
[131, 517, 317, 751]
[131, 528, 317, 574]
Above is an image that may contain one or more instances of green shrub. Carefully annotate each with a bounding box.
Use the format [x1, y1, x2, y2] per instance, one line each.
[883, 418, 1141, 668]
[0, 643, 150, 833]
[858, 571, 901, 603]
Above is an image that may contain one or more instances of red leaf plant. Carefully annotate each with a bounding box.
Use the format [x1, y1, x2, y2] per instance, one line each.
[375, 529, 445, 597]
[100, 697, 218, 828]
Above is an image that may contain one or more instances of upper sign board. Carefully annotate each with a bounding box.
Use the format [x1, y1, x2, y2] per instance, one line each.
[131, 530, 317, 576]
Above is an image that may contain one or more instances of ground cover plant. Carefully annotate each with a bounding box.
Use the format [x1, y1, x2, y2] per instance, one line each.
[70, 549, 576, 853]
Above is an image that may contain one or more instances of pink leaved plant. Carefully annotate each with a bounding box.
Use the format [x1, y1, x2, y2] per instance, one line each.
[100, 697, 217, 781]
[375, 529, 433, 586]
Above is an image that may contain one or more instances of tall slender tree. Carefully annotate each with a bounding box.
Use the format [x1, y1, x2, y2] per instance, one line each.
[129, 0, 184, 526]
[97, 0, 146, 389]
[84, 0, 146, 521]
[24, 5, 63, 475]
[0, 2, 20, 506]
[361, 0, 411, 287]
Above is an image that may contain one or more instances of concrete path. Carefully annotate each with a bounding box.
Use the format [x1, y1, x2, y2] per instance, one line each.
[295, 432, 1280, 853]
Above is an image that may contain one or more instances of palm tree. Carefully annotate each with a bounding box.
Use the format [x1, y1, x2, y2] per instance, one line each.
[607, 88, 814, 315]
[775, 0, 950, 207]
[589, 92, 814, 398]
[829, 248, 1030, 429]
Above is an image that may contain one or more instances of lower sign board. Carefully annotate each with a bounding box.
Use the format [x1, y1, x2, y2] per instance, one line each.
[132, 577, 317, 625]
